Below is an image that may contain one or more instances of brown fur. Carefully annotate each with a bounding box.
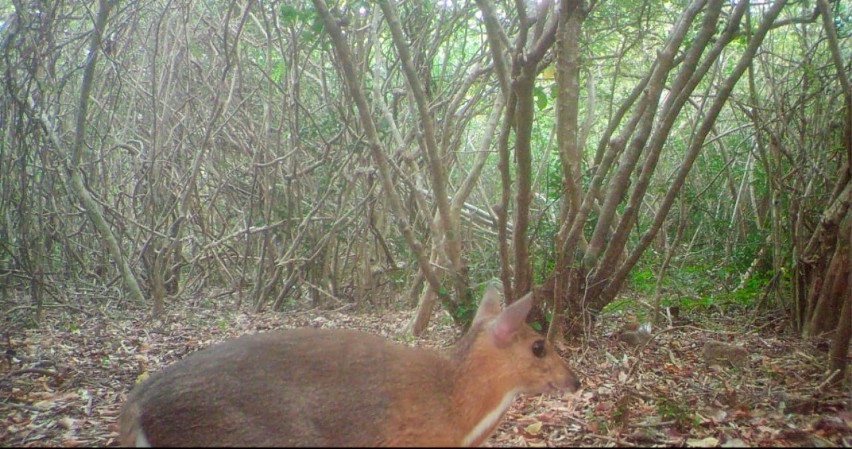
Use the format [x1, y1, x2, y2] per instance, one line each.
[118, 288, 581, 447]
[703, 340, 748, 368]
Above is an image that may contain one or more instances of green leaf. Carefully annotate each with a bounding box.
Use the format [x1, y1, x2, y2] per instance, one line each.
[271, 60, 285, 83]
[280, 5, 299, 25]
[533, 86, 548, 110]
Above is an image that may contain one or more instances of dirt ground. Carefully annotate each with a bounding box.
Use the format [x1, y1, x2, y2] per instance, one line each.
[2, 290, 851, 447]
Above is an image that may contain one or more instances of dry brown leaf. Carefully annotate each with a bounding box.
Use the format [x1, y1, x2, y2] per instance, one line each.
[523, 421, 542, 435]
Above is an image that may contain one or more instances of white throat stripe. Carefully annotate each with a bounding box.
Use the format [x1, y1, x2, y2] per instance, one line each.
[460, 389, 520, 447]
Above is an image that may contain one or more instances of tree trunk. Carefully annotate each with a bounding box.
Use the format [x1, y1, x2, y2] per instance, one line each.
[550, 0, 585, 339]
[817, 0, 852, 384]
[829, 261, 852, 385]
[60, 0, 147, 309]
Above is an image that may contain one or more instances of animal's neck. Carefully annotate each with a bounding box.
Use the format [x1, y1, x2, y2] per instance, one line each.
[449, 355, 520, 447]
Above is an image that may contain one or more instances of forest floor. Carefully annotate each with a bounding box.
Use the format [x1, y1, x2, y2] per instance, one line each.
[1, 289, 851, 447]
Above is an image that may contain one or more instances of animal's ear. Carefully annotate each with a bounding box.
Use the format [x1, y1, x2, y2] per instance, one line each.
[472, 286, 502, 324]
[489, 293, 534, 347]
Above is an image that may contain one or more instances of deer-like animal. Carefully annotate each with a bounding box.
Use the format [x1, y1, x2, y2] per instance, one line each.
[118, 286, 581, 447]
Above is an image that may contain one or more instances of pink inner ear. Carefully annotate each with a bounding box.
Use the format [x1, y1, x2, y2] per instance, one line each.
[491, 293, 533, 346]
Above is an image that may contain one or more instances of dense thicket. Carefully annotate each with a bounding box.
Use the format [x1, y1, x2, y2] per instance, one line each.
[1, 0, 849, 377]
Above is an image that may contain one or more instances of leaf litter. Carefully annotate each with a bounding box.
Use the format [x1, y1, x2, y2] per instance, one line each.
[1, 291, 850, 447]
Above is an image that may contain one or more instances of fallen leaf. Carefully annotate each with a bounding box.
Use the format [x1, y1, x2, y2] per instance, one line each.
[686, 436, 719, 447]
[58, 417, 77, 430]
[721, 438, 745, 447]
[33, 399, 54, 409]
[524, 421, 542, 435]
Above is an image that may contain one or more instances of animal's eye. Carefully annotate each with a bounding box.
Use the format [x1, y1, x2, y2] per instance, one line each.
[532, 339, 546, 358]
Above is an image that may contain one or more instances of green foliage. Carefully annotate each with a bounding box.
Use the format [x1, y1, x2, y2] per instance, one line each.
[279, 5, 301, 24]
[588, 416, 610, 434]
[386, 267, 408, 289]
[465, 238, 503, 283]
[450, 289, 478, 327]
[716, 271, 771, 307]
[533, 86, 549, 111]
[543, 156, 563, 199]
[656, 398, 699, 430]
[270, 60, 286, 83]
[731, 33, 748, 48]
[395, 331, 416, 344]
[279, 3, 324, 39]
[530, 210, 558, 285]
[629, 267, 657, 295]
[600, 297, 653, 325]
[601, 297, 634, 314]
[529, 320, 543, 332]
[623, 231, 775, 315]
[835, 5, 852, 35]
[66, 320, 81, 333]
[437, 311, 455, 327]
[612, 399, 628, 427]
